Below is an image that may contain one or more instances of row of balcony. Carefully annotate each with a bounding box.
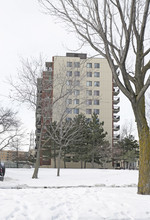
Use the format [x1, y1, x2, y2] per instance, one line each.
[113, 106, 120, 114]
[114, 115, 120, 122]
[113, 97, 120, 105]
[113, 84, 120, 141]
[113, 134, 120, 141]
[113, 88, 120, 96]
[113, 125, 120, 131]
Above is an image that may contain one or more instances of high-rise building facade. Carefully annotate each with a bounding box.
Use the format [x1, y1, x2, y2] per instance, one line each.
[36, 53, 120, 167]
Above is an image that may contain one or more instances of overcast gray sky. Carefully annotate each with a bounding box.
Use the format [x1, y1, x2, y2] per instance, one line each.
[0, 0, 137, 147]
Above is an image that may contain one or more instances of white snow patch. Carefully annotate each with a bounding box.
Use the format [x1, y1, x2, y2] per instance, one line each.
[0, 168, 150, 220]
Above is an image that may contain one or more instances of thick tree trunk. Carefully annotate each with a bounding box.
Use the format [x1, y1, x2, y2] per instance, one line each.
[32, 123, 44, 179]
[133, 98, 150, 194]
[54, 146, 57, 168]
[91, 156, 95, 168]
[32, 145, 40, 178]
[138, 125, 150, 194]
[91, 149, 95, 168]
[54, 156, 57, 168]
[64, 158, 66, 168]
[57, 147, 62, 176]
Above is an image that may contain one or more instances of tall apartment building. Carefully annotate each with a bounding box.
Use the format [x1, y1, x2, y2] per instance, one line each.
[36, 53, 120, 167]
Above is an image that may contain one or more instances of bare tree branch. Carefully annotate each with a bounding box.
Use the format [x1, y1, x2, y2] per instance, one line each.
[8, 54, 46, 110]
[0, 107, 23, 151]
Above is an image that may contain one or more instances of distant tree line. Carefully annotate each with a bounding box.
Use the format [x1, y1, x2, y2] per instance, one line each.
[113, 135, 139, 170]
[41, 113, 139, 173]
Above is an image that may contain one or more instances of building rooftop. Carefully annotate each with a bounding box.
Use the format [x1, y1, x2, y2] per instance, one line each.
[66, 53, 87, 59]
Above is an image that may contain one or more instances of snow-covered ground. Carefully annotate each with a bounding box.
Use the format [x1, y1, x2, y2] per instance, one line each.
[0, 168, 150, 220]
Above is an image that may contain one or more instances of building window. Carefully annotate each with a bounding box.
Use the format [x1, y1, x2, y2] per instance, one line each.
[86, 81, 92, 87]
[96, 118, 99, 123]
[74, 99, 79, 105]
[93, 109, 100, 114]
[74, 62, 80, 68]
[67, 62, 72, 67]
[74, 80, 80, 86]
[94, 72, 100, 77]
[94, 63, 100, 68]
[94, 90, 100, 96]
[86, 90, 92, 96]
[66, 80, 72, 86]
[86, 99, 92, 105]
[66, 117, 72, 122]
[66, 71, 72, 77]
[87, 72, 92, 77]
[74, 90, 80, 95]
[67, 99, 72, 105]
[74, 71, 80, 77]
[87, 63, 92, 68]
[74, 108, 79, 114]
[94, 81, 100, 87]
[66, 108, 72, 114]
[94, 100, 99, 105]
[67, 89, 72, 95]
[86, 109, 92, 114]
[86, 118, 92, 122]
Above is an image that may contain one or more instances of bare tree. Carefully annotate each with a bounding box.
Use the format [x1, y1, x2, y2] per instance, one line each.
[9, 138, 29, 168]
[0, 107, 22, 152]
[121, 121, 134, 139]
[46, 118, 83, 176]
[9, 55, 45, 110]
[8, 55, 87, 178]
[39, 0, 150, 194]
[7, 54, 46, 177]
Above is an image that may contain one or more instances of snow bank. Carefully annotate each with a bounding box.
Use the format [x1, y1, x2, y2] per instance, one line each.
[0, 168, 150, 220]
